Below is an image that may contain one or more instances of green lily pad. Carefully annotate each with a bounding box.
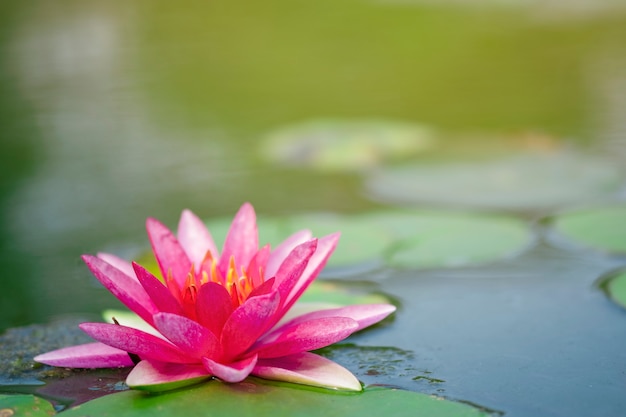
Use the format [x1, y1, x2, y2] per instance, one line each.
[261, 119, 435, 172]
[288, 211, 531, 270]
[599, 269, 626, 310]
[549, 205, 626, 255]
[366, 151, 622, 212]
[0, 394, 56, 416]
[60, 378, 490, 417]
[383, 212, 533, 268]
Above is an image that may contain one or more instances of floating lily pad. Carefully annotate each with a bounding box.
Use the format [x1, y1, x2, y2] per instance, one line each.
[366, 151, 623, 212]
[60, 378, 490, 417]
[0, 394, 56, 416]
[383, 213, 533, 268]
[549, 205, 626, 255]
[261, 119, 435, 172]
[600, 269, 626, 310]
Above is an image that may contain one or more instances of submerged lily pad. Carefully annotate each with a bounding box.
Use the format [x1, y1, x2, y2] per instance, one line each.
[366, 151, 622, 212]
[599, 269, 626, 310]
[261, 119, 435, 172]
[60, 378, 490, 417]
[0, 318, 94, 386]
[0, 394, 56, 416]
[549, 205, 626, 255]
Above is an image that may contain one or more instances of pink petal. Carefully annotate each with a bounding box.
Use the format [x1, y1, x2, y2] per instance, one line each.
[126, 359, 210, 392]
[34, 342, 134, 368]
[247, 277, 275, 299]
[275, 302, 344, 328]
[82, 255, 157, 326]
[278, 233, 340, 316]
[177, 209, 218, 266]
[153, 312, 219, 359]
[196, 282, 234, 338]
[79, 323, 195, 364]
[273, 239, 317, 289]
[146, 217, 192, 288]
[219, 203, 258, 277]
[202, 354, 258, 383]
[265, 229, 312, 279]
[133, 262, 183, 316]
[285, 304, 396, 333]
[251, 317, 358, 359]
[247, 244, 270, 287]
[220, 291, 281, 361]
[97, 252, 135, 279]
[254, 352, 361, 391]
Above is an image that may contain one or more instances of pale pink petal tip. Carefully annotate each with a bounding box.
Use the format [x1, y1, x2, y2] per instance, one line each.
[34, 342, 134, 368]
[287, 303, 397, 333]
[202, 355, 258, 383]
[126, 360, 210, 392]
[177, 209, 218, 266]
[219, 203, 258, 272]
[96, 252, 135, 279]
[254, 352, 362, 391]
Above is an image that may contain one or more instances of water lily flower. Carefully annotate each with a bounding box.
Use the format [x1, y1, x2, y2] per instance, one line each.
[35, 203, 395, 392]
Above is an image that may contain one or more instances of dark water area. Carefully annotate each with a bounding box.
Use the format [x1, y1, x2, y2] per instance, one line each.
[1, 1, 626, 416]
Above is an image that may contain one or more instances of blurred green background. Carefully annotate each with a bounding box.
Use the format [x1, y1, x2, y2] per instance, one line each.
[1, 0, 625, 335]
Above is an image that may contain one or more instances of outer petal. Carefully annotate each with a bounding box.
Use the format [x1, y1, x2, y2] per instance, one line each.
[273, 239, 317, 290]
[272, 302, 342, 328]
[284, 304, 396, 333]
[79, 323, 195, 364]
[177, 209, 218, 266]
[133, 262, 183, 316]
[146, 217, 192, 288]
[282, 233, 340, 309]
[153, 312, 219, 359]
[34, 342, 133, 368]
[265, 229, 312, 279]
[252, 317, 358, 359]
[220, 291, 281, 361]
[219, 203, 258, 276]
[196, 282, 234, 338]
[102, 309, 167, 340]
[82, 255, 157, 326]
[202, 354, 258, 383]
[126, 359, 211, 392]
[97, 252, 135, 279]
[253, 352, 361, 391]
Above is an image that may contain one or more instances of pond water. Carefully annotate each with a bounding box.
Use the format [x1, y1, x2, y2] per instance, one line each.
[1, 1, 625, 417]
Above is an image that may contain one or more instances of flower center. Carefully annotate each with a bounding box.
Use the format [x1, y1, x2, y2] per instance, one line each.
[166, 251, 265, 318]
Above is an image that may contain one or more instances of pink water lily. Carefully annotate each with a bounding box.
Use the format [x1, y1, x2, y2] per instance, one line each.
[35, 203, 395, 392]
